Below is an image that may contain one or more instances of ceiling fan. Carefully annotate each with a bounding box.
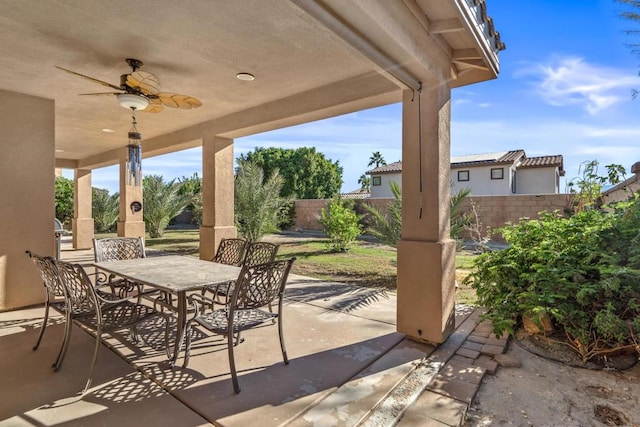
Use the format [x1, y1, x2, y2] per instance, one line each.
[56, 58, 202, 113]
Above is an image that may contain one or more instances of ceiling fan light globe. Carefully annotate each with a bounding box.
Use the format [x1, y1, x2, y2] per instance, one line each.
[117, 93, 149, 110]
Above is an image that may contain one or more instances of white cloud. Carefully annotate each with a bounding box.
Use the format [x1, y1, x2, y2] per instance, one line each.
[522, 56, 640, 114]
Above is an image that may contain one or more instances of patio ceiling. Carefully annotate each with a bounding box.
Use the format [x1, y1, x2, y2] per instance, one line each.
[0, 0, 502, 170]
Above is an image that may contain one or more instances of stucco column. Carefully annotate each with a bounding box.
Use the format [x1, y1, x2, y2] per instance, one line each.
[397, 84, 456, 344]
[117, 152, 145, 238]
[0, 90, 54, 310]
[72, 169, 94, 249]
[199, 136, 237, 260]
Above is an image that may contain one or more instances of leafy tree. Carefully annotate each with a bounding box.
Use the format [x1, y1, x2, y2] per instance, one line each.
[238, 147, 343, 199]
[235, 160, 289, 242]
[318, 198, 363, 252]
[617, 0, 640, 97]
[54, 176, 74, 226]
[358, 174, 371, 190]
[566, 160, 626, 212]
[92, 188, 119, 232]
[367, 151, 387, 168]
[142, 175, 191, 238]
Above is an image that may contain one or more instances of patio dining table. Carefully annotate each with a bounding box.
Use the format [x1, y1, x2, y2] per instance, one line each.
[93, 255, 241, 366]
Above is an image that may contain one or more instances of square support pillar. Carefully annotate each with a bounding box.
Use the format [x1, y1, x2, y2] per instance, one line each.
[397, 84, 456, 344]
[199, 136, 237, 260]
[72, 169, 94, 249]
[117, 153, 145, 238]
[0, 89, 54, 310]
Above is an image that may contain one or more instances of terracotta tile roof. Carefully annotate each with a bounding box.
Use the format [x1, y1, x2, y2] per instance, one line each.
[341, 188, 370, 199]
[366, 152, 565, 175]
[366, 161, 402, 174]
[519, 155, 565, 176]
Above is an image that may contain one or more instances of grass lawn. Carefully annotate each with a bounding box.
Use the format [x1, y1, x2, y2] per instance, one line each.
[95, 230, 478, 304]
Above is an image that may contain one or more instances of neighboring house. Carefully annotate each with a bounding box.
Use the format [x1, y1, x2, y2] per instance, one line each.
[602, 161, 640, 204]
[367, 150, 565, 198]
[341, 188, 371, 199]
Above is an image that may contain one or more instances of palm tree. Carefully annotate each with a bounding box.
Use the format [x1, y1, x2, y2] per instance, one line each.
[235, 160, 289, 242]
[367, 151, 387, 168]
[364, 183, 472, 247]
[358, 174, 371, 190]
[92, 188, 119, 232]
[143, 175, 191, 238]
[363, 181, 402, 247]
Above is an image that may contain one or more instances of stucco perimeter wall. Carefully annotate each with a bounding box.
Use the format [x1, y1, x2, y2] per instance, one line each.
[294, 195, 570, 240]
[0, 90, 55, 310]
[463, 194, 569, 241]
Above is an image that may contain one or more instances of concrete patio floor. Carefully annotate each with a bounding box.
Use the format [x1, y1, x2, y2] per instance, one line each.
[0, 237, 496, 427]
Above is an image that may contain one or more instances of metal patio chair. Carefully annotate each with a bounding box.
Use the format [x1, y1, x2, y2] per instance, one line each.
[184, 258, 295, 393]
[26, 250, 121, 371]
[93, 237, 156, 299]
[54, 259, 170, 393]
[204, 241, 280, 307]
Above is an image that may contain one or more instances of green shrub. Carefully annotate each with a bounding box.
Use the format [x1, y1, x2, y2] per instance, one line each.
[464, 196, 640, 362]
[319, 198, 362, 252]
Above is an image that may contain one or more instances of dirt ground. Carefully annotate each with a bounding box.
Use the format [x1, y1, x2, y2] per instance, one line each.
[464, 334, 640, 426]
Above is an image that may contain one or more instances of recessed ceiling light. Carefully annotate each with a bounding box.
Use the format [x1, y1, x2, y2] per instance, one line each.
[55, 149, 64, 153]
[102, 128, 116, 133]
[236, 72, 255, 81]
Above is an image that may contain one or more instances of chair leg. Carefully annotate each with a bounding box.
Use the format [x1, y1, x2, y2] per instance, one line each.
[83, 324, 102, 394]
[33, 300, 50, 351]
[228, 329, 240, 393]
[278, 317, 289, 365]
[182, 319, 193, 368]
[53, 312, 73, 371]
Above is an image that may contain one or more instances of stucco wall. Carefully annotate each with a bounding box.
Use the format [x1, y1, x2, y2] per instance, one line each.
[294, 194, 570, 241]
[516, 167, 558, 194]
[0, 90, 55, 310]
[370, 173, 402, 198]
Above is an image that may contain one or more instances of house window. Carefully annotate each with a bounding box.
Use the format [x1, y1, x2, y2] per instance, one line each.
[491, 168, 504, 180]
[372, 176, 381, 186]
[457, 170, 470, 182]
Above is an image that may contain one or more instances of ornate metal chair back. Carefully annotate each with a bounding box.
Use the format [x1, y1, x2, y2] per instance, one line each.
[26, 251, 64, 298]
[231, 259, 293, 310]
[243, 241, 279, 267]
[93, 237, 145, 262]
[54, 260, 101, 316]
[213, 238, 247, 266]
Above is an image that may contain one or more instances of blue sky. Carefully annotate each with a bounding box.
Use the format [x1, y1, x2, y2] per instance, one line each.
[84, 0, 640, 194]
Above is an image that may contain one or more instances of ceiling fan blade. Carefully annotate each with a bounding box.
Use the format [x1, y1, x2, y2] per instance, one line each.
[143, 98, 164, 113]
[127, 71, 161, 95]
[157, 93, 202, 109]
[78, 92, 121, 96]
[55, 66, 122, 91]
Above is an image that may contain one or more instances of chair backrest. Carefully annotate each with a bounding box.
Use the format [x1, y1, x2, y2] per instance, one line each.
[213, 238, 247, 266]
[243, 241, 279, 267]
[231, 259, 294, 310]
[26, 250, 64, 297]
[93, 237, 145, 262]
[53, 260, 100, 316]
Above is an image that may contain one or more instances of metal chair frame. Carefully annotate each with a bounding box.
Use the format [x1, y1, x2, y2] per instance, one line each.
[204, 240, 280, 307]
[26, 251, 123, 372]
[54, 259, 170, 393]
[27, 251, 67, 367]
[92, 237, 154, 299]
[184, 258, 295, 393]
